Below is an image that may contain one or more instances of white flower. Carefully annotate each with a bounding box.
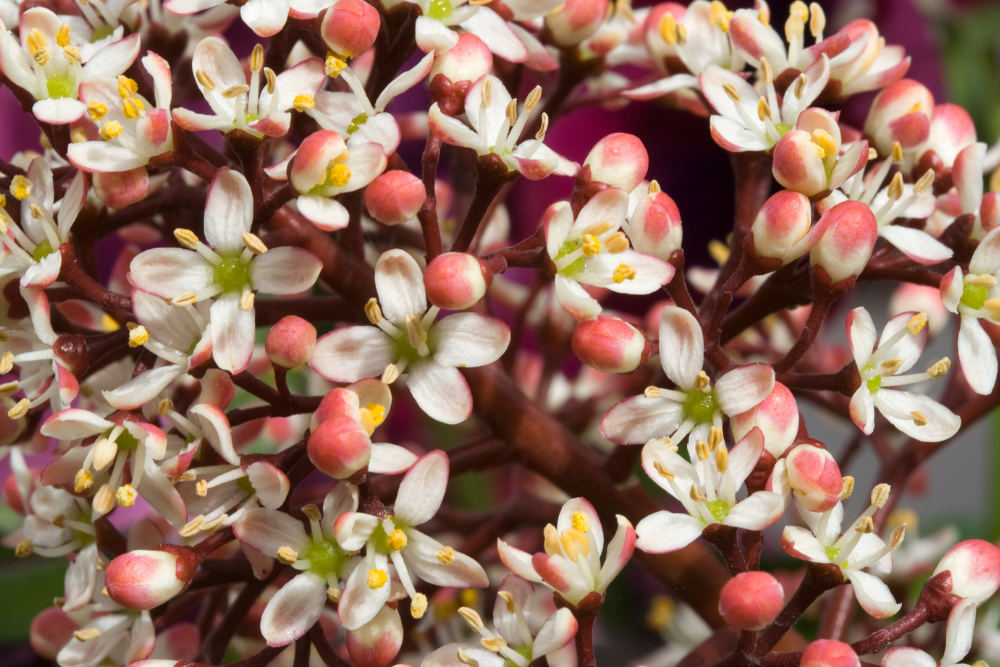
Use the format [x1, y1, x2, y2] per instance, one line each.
[128, 289, 213, 371]
[635, 429, 785, 553]
[941, 227, 1000, 395]
[234, 484, 359, 646]
[601, 306, 775, 456]
[497, 497, 635, 606]
[846, 307, 960, 441]
[0, 8, 141, 124]
[164, 0, 303, 37]
[172, 37, 324, 139]
[310, 249, 510, 424]
[782, 483, 904, 619]
[881, 647, 975, 667]
[128, 167, 323, 373]
[429, 75, 577, 181]
[546, 188, 674, 321]
[393, 0, 528, 63]
[333, 451, 489, 629]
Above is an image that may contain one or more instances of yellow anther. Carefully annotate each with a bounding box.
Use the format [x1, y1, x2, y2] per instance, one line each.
[1, 351, 14, 375]
[708, 239, 730, 265]
[971, 274, 997, 286]
[122, 98, 144, 120]
[888, 508, 918, 533]
[264, 68, 276, 94]
[196, 479, 208, 497]
[117, 76, 138, 100]
[62, 46, 81, 65]
[811, 129, 837, 158]
[93, 485, 115, 515]
[654, 461, 674, 479]
[100, 121, 123, 141]
[790, 1, 809, 20]
[855, 516, 874, 534]
[690, 484, 707, 502]
[481, 637, 508, 653]
[460, 588, 479, 606]
[10, 175, 32, 201]
[543, 524, 561, 556]
[277, 545, 299, 565]
[242, 232, 268, 254]
[708, 426, 724, 451]
[914, 168, 935, 196]
[365, 298, 383, 324]
[694, 370, 711, 390]
[87, 101, 108, 121]
[74, 469, 94, 493]
[411, 593, 428, 619]
[301, 504, 322, 522]
[604, 232, 629, 253]
[74, 627, 103, 641]
[15, 539, 33, 558]
[871, 483, 891, 508]
[457, 648, 479, 667]
[195, 69, 215, 91]
[366, 568, 388, 589]
[709, 1, 730, 30]
[481, 78, 492, 108]
[52, 514, 66, 528]
[887, 172, 904, 201]
[613, 263, 636, 283]
[381, 363, 400, 384]
[250, 44, 264, 72]
[648, 180, 661, 194]
[157, 398, 174, 415]
[386, 529, 408, 551]
[891, 142, 903, 162]
[808, 3, 825, 37]
[842, 476, 855, 500]
[716, 443, 729, 473]
[785, 12, 804, 41]
[645, 386, 661, 398]
[927, 358, 950, 378]
[293, 94, 315, 111]
[328, 163, 351, 187]
[27, 29, 47, 56]
[571, 510, 590, 534]
[239, 290, 255, 312]
[722, 82, 740, 102]
[582, 218, 615, 237]
[758, 8, 769, 27]
[889, 523, 906, 549]
[365, 403, 386, 426]
[179, 515, 206, 537]
[325, 53, 347, 78]
[56, 24, 72, 48]
[758, 97, 771, 122]
[458, 607, 485, 631]
[906, 313, 928, 335]
[696, 440, 709, 461]
[505, 99, 517, 126]
[173, 228, 200, 249]
[497, 590, 516, 613]
[525, 85, 542, 112]
[794, 74, 808, 99]
[659, 13, 677, 45]
[327, 587, 341, 602]
[436, 546, 455, 564]
[128, 325, 149, 347]
[8, 398, 29, 419]
[116, 484, 137, 507]
[647, 595, 677, 632]
[581, 234, 601, 256]
[911, 410, 928, 426]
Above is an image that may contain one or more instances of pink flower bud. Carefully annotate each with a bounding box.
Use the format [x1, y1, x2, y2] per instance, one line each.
[750, 190, 813, 266]
[321, 0, 380, 58]
[772, 130, 829, 197]
[625, 189, 683, 261]
[265, 316, 317, 369]
[583, 133, 649, 192]
[800, 639, 860, 667]
[430, 33, 493, 85]
[308, 415, 372, 479]
[732, 382, 799, 459]
[545, 0, 611, 47]
[105, 547, 196, 610]
[364, 170, 427, 226]
[290, 131, 348, 196]
[345, 604, 404, 667]
[572, 316, 651, 374]
[719, 571, 784, 631]
[933, 540, 1000, 602]
[314, 387, 362, 426]
[864, 79, 934, 154]
[424, 253, 488, 310]
[30, 607, 78, 660]
[785, 443, 843, 512]
[923, 103, 977, 168]
[809, 201, 878, 285]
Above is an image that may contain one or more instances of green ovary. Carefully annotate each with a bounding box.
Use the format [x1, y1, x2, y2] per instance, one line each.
[825, 545, 840, 562]
[427, 0, 453, 20]
[774, 123, 793, 136]
[237, 476, 256, 495]
[90, 25, 115, 43]
[46, 74, 74, 99]
[32, 239, 54, 262]
[112, 427, 140, 452]
[706, 499, 729, 522]
[504, 646, 533, 667]
[214, 257, 250, 293]
[554, 239, 585, 277]
[306, 540, 348, 579]
[683, 390, 719, 424]
[862, 362, 881, 394]
[369, 518, 410, 553]
[961, 284, 989, 310]
[348, 113, 369, 134]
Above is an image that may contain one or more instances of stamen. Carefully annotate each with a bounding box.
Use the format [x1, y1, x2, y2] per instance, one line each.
[887, 172, 904, 201]
[604, 232, 629, 253]
[722, 83, 740, 102]
[277, 546, 299, 565]
[482, 637, 507, 653]
[841, 476, 855, 500]
[871, 483, 890, 508]
[411, 593, 428, 618]
[690, 484, 707, 502]
[87, 101, 108, 121]
[612, 264, 636, 283]
[116, 484, 137, 507]
[758, 97, 771, 121]
[180, 516, 205, 537]
[74, 628, 101, 641]
[436, 546, 455, 563]
[581, 234, 601, 256]
[498, 590, 515, 612]
[457, 648, 479, 667]
[648, 180, 661, 194]
[250, 44, 264, 72]
[971, 275, 997, 286]
[196, 479, 208, 496]
[808, 3, 825, 38]
[716, 444, 729, 473]
[221, 84, 250, 99]
[458, 607, 485, 631]
[694, 371, 711, 390]
[910, 410, 928, 426]
[906, 313, 928, 335]
[93, 485, 115, 515]
[891, 142, 903, 162]
[645, 386, 661, 398]
[708, 426, 724, 451]
[128, 325, 149, 347]
[659, 13, 677, 45]
[74, 469, 94, 493]
[293, 94, 315, 111]
[10, 175, 31, 201]
[927, 358, 950, 377]
[381, 363, 400, 384]
[242, 232, 267, 254]
[325, 53, 346, 78]
[15, 539, 32, 558]
[239, 291, 255, 312]
[8, 398, 29, 419]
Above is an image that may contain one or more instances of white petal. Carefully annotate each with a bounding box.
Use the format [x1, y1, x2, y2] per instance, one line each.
[554, 274, 601, 321]
[241, 0, 289, 36]
[67, 142, 149, 173]
[394, 450, 448, 526]
[428, 103, 484, 150]
[375, 52, 434, 112]
[296, 195, 350, 231]
[844, 569, 901, 619]
[375, 249, 426, 325]
[781, 525, 829, 563]
[846, 307, 877, 369]
[459, 7, 528, 63]
[659, 306, 704, 390]
[726, 426, 764, 489]
[874, 390, 960, 442]
[204, 168, 253, 254]
[599, 396, 683, 445]
[432, 313, 510, 368]
[310, 327, 396, 382]
[260, 571, 326, 646]
[401, 534, 489, 588]
[942, 598, 978, 665]
[849, 385, 875, 435]
[882, 648, 936, 667]
[368, 443, 418, 474]
[532, 608, 577, 657]
[63, 542, 99, 611]
[715, 364, 775, 416]
[234, 507, 309, 556]
[635, 511, 703, 553]
[958, 317, 997, 395]
[623, 74, 699, 101]
[709, 115, 771, 152]
[210, 294, 255, 374]
[338, 554, 391, 630]
[250, 247, 321, 294]
[724, 492, 784, 530]
[597, 515, 635, 593]
[879, 311, 927, 372]
[33, 98, 87, 125]
[497, 540, 543, 583]
[415, 17, 459, 55]
[970, 226, 1000, 275]
[41, 409, 113, 440]
[878, 225, 952, 265]
[103, 366, 183, 411]
[128, 248, 213, 298]
[333, 512, 379, 551]
[406, 360, 473, 424]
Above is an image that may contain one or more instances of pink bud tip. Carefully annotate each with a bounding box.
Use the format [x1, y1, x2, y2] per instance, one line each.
[628, 190, 683, 261]
[345, 605, 404, 667]
[572, 316, 651, 374]
[583, 133, 649, 192]
[314, 387, 362, 426]
[546, 0, 611, 47]
[321, 0, 380, 58]
[265, 316, 317, 369]
[751, 190, 813, 265]
[785, 443, 843, 512]
[30, 607, 78, 660]
[431, 33, 493, 85]
[105, 548, 194, 610]
[800, 639, 860, 667]
[308, 415, 372, 479]
[719, 571, 784, 630]
[809, 201, 878, 285]
[424, 253, 488, 310]
[364, 170, 427, 226]
[933, 539, 1000, 602]
[3, 469, 33, 515]
[771, 130, 829, 197]
[732, 382, 800, 459]
[864, 79, 934, 154]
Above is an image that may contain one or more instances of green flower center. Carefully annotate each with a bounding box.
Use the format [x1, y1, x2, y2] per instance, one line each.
[243, 112, 261, 125]
[504, 646, 533, 667]
[90, 25, 115, 43]
[305, 540, 348, 579]
[427, 0, 453, 20]
[683, 390, 719, 424]
[863, 362, 881, 394]
[32, 239, 55, 262]
[369, 518, 410, 553]
[554, 239, 585, 277]
[347, 112, 369, 134]
[961, 283, 989, 310]
[111, 427, 140, 452]
[237, 476, 256, 495]
[214, 256, 250, 293]
[46, 74, 74, 99]
[825, 545, 841, 562]
[706, 499, 729, 522]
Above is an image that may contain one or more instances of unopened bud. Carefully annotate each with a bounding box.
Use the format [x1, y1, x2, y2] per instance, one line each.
[307, 416, 372, 479]
[719, 571, 784, 630]
[424, 253, 488, 310]
[572, 316, 651, 374]
[786, 444, 843, 512]
[321, 0, 380, 58]
[583, 132, 648, 192]
[266, 316, 317, 369]
[810, 202, 878, 284]
[364, 170, 426, 225]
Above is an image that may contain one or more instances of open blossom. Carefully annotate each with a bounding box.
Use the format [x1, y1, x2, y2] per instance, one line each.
[635, 428, 784, 553]
[173, 38, 324, 139]
[425, 575, 577, 667]
[782, 483, 905, 619]
[601, 306, 774, 456]
[497, 497, 635, 606]
[234, 484, 357, 646]
[0, 9, 140, 124]
[430, 75, 575, 181]
[128, 168, 323, 374]
[399, 0, 529, 64]
[310, 249, 510, 424]
[129, 289, 213, 372]
[951, 142, 1000, 239]
[333, 451, 489, 629]
[823, 19, 910, 99]
[163, 0, 308, 37]
[846, 308, 960, 442]
[772, 107, 869, 197]
[930, 540, 1000, 665]
[547, 188, 674, 321]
